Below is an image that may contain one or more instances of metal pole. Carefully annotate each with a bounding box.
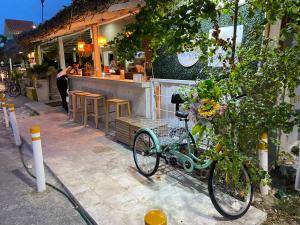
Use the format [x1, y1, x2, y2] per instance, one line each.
[259, 132, 269, 195]
[296, 150, 300, 191]
[0, 94, 9, 128]
[8, 103, 21, 146]
[30, 126, 46, 192]
[41, 0, 45, 22]
[9, 58, 12, 72]
[144, 210, 167, 225]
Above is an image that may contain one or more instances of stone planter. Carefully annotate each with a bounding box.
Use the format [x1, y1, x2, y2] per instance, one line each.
[19, 77, 31, 96]
[26, 87, 38, 101]
[35, 79, 49, 101]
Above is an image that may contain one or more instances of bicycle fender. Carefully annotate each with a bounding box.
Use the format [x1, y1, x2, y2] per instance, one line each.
[134, 128, 162, 153]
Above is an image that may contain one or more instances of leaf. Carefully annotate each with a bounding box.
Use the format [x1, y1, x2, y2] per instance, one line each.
[192, 124, 205, 137]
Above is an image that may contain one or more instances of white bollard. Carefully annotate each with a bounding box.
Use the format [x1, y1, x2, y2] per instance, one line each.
[30, 126, 46, 192]
[295, 150, 300, 191]
[259, 132, 269, 195]
[8, 103, 21, 146]
[0, 95, 9, 128]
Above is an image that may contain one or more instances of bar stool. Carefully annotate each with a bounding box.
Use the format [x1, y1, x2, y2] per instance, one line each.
[105, 98, 131, 132]
[84, 93, 106, 128]
[73, 91, 90, 123]
[68, 90, 83, 120]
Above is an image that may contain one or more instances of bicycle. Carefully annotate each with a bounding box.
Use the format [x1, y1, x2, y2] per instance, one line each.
[4, 78, 21, 97]
[132, 93, 253, 219]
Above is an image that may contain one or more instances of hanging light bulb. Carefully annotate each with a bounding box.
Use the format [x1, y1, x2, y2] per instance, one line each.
[77, 41, 85, 52]
[98, 36, 107, 47]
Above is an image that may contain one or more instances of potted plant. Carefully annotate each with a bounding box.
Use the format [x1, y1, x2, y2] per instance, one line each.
[27, 63, 50, 101]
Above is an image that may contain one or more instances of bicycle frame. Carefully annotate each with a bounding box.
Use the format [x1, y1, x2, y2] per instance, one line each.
[138, 127, 213, 173]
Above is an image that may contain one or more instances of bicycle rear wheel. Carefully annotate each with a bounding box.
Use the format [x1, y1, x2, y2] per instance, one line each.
[8, 85, 21, 97]
[133, 130, 160, 177]
[208, 160, 253, 219]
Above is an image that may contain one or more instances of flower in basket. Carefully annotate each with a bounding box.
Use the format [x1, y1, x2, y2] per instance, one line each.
[174, 79, 226, 122]
[198, 99, 221, 119]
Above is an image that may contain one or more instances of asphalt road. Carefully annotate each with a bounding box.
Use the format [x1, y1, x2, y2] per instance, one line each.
[0, 93, 86, 225]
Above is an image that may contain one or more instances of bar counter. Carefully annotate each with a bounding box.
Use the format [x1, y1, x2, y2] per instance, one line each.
[68, 75, 151, 118]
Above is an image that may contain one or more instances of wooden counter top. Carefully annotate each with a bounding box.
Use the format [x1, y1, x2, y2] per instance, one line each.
[69, 75, 150, 88]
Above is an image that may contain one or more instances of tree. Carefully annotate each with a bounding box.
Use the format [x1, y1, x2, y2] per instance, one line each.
[0, 35, 7, 47]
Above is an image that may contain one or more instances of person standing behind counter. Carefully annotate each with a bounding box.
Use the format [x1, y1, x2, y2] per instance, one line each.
[56, 62, 81, 113]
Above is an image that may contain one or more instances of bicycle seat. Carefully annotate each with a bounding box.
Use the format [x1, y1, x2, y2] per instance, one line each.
[176, 111, 189, 119]
[171, 94, 184, 104]
[171, 94, 184, 111]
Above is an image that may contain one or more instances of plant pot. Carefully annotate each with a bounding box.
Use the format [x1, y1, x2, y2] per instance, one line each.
[26, 87, 38, 101]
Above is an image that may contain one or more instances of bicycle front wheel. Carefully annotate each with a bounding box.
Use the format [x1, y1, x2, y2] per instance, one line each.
[208, 160, 253, 219]
[133, 130, 160, 177]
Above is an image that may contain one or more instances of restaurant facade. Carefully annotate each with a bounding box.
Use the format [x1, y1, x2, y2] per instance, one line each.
[18, 0, 299, 155]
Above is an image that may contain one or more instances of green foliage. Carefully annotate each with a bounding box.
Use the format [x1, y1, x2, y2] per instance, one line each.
[27, 63, 49, 79]
[197, 79, 221, 100]
[19, 0, 113, 43]
[0, 35, 7, 46]
[11, 69, 24, 80]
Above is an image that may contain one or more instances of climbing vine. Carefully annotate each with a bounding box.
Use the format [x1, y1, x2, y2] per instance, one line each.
[111, 0, 300, 185]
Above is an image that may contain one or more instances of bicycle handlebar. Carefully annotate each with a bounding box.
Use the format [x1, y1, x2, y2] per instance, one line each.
[233, 94, 247, 100]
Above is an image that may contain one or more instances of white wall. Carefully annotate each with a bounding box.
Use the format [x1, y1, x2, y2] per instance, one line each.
[69, 76, 151, 118]
[281, 86, 300, 152]
[99, 17, 134, 42]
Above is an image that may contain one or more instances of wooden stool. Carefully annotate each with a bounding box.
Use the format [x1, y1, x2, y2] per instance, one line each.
[68, 90, 83, 120]
[84, 93, 106, 128]
[73, 91, 90, 123]
[105, 98, 131, 132]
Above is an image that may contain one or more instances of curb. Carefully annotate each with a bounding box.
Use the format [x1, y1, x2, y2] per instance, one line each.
[21, 137, 98, 225]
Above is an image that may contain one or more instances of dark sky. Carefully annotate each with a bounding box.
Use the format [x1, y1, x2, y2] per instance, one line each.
[0, 0, 72, 34]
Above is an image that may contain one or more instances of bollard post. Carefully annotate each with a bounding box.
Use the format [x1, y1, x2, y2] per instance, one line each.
[295, 150, 300, 191]
[0, 94, 9, 128]
[8, 103, 21, 146]
[30, 126, 46, 192]
[144, 210, 167, 225]
[259, 132, 269, 195]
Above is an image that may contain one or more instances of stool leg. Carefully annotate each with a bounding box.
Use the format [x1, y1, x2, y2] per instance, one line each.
[127, 102, 131, 117]
[94, 99, 98, 129]
[102, 98, 106, 121]
[84, 98, 88, 127]
[68, 95, 72, 119]
[81, 97, 85, 124]
[116, 103, 120, 118]
[73, 95, 77, 120]
[105, 102, 109, 132]
[116, 103, 120, 130]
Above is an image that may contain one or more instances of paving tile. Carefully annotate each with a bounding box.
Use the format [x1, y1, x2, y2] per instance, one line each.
[18, 111, 267, 225]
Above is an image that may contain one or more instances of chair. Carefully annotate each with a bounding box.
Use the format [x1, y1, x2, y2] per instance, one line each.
[68, 90, 83, 120]
[84, 93, 106, 128]
[73, 91, 90, 123]
[105, 99, 131, 132]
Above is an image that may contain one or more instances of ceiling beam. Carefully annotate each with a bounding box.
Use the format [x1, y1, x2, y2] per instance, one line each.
[33, 8, 139, 43]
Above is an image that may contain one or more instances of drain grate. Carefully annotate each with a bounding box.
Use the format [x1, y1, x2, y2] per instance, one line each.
[92, 146, 113, 153]
[45, 101, 62, 107]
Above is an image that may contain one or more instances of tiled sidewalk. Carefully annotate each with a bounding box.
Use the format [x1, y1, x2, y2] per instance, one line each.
[18, 110, 267, 225]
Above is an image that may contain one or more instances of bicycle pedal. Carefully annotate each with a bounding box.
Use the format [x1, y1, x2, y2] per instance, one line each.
[169, 157, 177, 166]
[164, 158, 169, 164]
